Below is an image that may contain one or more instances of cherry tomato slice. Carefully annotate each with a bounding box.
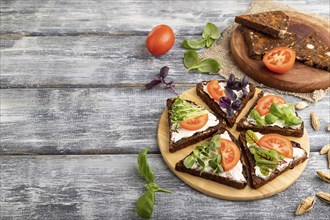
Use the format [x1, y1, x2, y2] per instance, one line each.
[146, 25, 175, 56]
[207, 80, 225, 101]
[219, 139, 241, 172]
[263, 47, 296, 74]
[257, 133, 293, 158]
[179, 114, 208, 131]
[256, 95, 286, 116]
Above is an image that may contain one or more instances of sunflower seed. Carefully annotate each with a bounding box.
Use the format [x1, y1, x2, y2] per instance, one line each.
[316, 170, 330, 183]
[320, 144, 330, 154]
[295, 196, 315, 216]
[316, 192, 330, 204]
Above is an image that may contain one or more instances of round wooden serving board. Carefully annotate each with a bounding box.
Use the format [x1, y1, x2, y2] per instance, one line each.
[231, 11, 330, 93]
[157, 87, 309, 201]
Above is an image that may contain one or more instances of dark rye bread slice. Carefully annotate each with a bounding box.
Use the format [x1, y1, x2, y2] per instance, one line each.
[196, 80, 255, 128]
[167, 98, 224, 153]
[235, 11, 289, 39]
[240, 26, 296, 60]
[236, 91, 304, 137]
[294, 31, 330, 72]
[175, 128, 248, 189]
[239, 131, 308, 189]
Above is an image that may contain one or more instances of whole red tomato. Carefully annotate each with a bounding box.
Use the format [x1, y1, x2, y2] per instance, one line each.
[146, 25, 175, 56]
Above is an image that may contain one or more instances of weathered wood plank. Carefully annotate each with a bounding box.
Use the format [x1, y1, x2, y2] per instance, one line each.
[0, 36, 220, 88]
[1, 0, 329, 35]
[0, 153, 329, 219]
[1, 88, 328, 155]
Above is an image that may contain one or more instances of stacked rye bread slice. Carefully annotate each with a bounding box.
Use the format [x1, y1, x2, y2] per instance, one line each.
[235, 11, 330, 71]
[166, 75, 308, 189]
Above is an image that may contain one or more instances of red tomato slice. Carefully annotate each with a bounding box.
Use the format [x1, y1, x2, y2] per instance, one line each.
[257, 134, 293, 158]
[218, 139, 241, 172]
[256, 95, 286, 116]
[207, 80, 225, 101]
[146, 25, 175, 56]
[263, 47, 296, 74]
[179, 114, 208, 131]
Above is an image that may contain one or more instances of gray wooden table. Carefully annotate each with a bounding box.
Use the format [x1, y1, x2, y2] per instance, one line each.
[1, 0, 329, 219]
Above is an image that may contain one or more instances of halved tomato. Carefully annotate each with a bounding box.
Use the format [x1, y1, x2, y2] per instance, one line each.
[263, 47, 296, 74]
[207, 80, 225, 101]
[218, 139, 241, 171]
[257, 133, 293, 158]
[179, 114, 208, 131]
[256, 95, 286, 116]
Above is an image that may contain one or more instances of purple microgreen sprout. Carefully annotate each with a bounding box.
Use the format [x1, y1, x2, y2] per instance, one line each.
[145, 66, 177, 94]
[231, 99, 242, 110]
[224, 86, 237, 101]
[219, 96, 231, 109]
[241, 75, 249, 88]
[226, 107, 234, 118]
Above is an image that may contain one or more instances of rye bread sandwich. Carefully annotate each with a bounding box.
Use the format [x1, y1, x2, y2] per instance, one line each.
[294, 31, 330, 72]
[175, 128, 248, 189]
[240, 26, 296, 60]
[236, 90, 304, 137]
[167, 97, 224, 153]
[239, 130, 308, 189]
[235, 11, 290, 39]
[196, 74, 255, 128]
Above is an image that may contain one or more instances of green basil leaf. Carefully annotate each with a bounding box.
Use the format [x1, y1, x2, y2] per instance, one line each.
[270, 103, 284, 118]
[265, 113, 278, 124]
[138, 148, 154, 183]
[284, 114, 302, 126]
[281, 104, 295, 116]
[250, 108, 261, 121]
[196, 58, 221, 74]
[183, 50, 199, 69]
[203, 22, 221, 40]
[205, 38, 215, 48]
[183, 38, 206, 50]
[146, 182, 172, 194]
[183, 155, 196, 169]
[136, 189, 155, 219]
[245, 130, 258, 145]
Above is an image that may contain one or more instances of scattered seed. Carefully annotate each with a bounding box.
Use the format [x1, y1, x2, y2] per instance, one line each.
[316, 170, 330, 183]
[295, 196, 315, 216]
[295, 101, 308, 110]
[310, 112, 320, 131]
[316, 192, 330, 204]
[320, 144, 330, 154]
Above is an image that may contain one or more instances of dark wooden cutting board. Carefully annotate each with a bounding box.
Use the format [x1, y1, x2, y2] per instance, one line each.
[231, 11, 330, 93]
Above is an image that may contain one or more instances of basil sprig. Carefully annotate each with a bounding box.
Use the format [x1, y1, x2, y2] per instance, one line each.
[183, 50, 221, 74]
[250, 109, 265, 126]
[268, 103, 302, 126]
[183, 134, 224, 175]
[245, 130, 285, 176]
[183, 22, 221, 49]
[136, 148, 171, 219]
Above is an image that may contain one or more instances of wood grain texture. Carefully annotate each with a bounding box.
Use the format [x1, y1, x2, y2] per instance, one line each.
[1, 154, 329, 220]
[0, 36, 221, 88]
[1, 87, 329, 155]
[1, 0, 329, 35]
[158, 88, 309, 200]
[231, 11, 330, 93]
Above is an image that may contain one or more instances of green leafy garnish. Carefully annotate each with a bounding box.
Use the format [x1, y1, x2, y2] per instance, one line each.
[136, 148, 171, 219]
[245, 130, 259, 145]
[265, 113, 278, 124]
[183, 22, 221, 50]
[183, 134, 224, 174]
[250, 109, 265, 126]
[269, 103, 302, 126]
[183, 50, 221, 74]
[169, 96, 208, 131]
